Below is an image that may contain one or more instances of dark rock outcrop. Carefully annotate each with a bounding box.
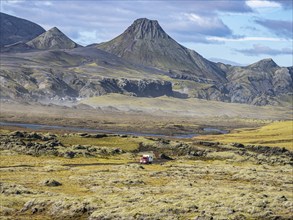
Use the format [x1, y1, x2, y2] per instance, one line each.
[159, 153, 173, 160]
[101, 78, 173, 97]
[41, 179, 62, 187]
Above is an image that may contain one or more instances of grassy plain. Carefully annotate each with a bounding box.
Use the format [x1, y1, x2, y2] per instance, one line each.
[59, 135, 143, 151]
[195, 121, 293, 150]
[0, 101, 292, 219]
[81, 94, 292, 120]
[0, 125, 292, 219]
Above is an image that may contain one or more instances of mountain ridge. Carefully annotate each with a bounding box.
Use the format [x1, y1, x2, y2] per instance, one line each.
[0, 12, 45, 46]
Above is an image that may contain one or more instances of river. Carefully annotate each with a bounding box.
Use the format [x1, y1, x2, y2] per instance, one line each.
[0, 121, 228, 139]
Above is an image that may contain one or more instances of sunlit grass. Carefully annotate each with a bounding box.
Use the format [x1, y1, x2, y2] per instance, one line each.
[81, 94, 292, 120]
[1, 122, 292, 219]
[58, 135, 141, 151]
[195, 120, 293, 150]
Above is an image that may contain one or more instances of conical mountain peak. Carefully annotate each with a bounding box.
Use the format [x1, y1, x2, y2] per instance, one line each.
[132, 18, 159, 27]
[48, 27, 62, 33]
[96, 18, 227, 82]
[125, 18, 169, 39]
[26, 26, 79, 50]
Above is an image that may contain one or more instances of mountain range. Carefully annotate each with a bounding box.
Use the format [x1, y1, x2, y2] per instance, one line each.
[0, 12, 292, 106]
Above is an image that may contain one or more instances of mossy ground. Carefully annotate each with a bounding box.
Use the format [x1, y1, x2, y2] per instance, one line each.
[1, 152, 292, 219]
[1, 126, 292, 219]
[59, 135, 142, 151]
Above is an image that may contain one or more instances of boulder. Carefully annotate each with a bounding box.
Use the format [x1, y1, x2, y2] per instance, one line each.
[10, 131, 25, 138]
[41, 179, 62, 187]
[231, 143, 244, 148]
[159, 153, 173, 160]
[63, 151, 76, 158]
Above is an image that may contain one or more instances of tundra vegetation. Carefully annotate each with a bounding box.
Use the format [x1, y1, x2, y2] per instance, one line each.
[0, 120, 292, 220]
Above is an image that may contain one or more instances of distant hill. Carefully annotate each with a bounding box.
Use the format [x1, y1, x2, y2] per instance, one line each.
[0, 12, 45, 46]
[225, 59, 292, 105]
[26, 27, 80, 50]
[209, 58, 246, 66]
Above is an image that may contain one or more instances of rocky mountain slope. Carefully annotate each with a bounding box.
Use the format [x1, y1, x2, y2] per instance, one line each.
[0, 12, 45, 46]
[225, 59, 293, 105]
[26, 27, 80, 50]
[0, 48, 173, 101]
[0, 13, 292, 106]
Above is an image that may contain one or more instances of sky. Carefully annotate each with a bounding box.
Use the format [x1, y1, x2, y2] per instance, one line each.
[1, 0, 292, 66]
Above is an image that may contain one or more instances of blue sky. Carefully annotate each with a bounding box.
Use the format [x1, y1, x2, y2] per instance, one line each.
[1, 0, 292, 66]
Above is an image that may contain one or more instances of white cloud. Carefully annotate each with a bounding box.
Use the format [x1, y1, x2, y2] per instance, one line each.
[236, 44, 293, 56]
[169, 13, 232, 39]
[3, 0, 24, 4]
[184, 13, 225, 29]
[31, 1, 52, 6]
[74, 31, 99, 46]
[44, 1, 52, 6]
[207, 36, 290, 42]
[246, 0, 281, 9]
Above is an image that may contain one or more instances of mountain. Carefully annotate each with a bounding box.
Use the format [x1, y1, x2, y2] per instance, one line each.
[96, 18, 227, 83]
[0, 47, 174, 101]
[247, 58, 279, 71]
[225, 59, 292, 105]
[26, 27, 79, 50]
[0, 14, 292, 106]
[0, 12, 45, 46]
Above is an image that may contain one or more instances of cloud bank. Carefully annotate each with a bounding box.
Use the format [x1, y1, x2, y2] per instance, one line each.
[236, 44, 293, 56]
[255, 19, 293, 39]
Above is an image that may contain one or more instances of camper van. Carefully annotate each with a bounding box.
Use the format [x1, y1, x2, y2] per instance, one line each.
[140, 155, 153, 164]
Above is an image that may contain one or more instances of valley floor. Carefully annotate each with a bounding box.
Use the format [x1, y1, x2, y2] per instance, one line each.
[0, 121, 292, 219]
[0, 100, 292, 219]
[0, 97, 292, 137]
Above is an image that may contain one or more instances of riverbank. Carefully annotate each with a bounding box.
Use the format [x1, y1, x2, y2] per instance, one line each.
[0, 121, 228, 139]
[0, 102, 284, 138]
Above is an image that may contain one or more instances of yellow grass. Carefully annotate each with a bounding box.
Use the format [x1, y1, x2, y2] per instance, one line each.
[87, 62, 98, 67]
[59, 135, 141, 151]
[0, 153, 132, 167]
[81, 93, 292, 119]
[1, 145, 292, 219]
[195, 120, 293, 150]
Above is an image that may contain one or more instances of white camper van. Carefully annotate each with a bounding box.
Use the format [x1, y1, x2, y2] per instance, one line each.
[140, 154, 153, 164]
